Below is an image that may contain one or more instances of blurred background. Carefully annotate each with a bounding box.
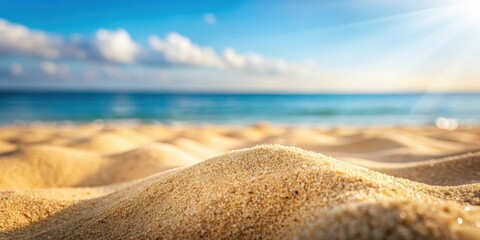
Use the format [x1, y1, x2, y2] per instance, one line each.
[1, 0, 479, 127]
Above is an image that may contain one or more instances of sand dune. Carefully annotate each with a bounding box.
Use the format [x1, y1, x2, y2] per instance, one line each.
[372, 152, 480, 186]
[7, 130, 53, 145]
[2, 145, 479, 239]
[300, 197, 480, 239]
[103, 143, 199, 183]
[176, 130, 244, 151]
[0, 145, 107, 189]
[0, 140, 15, 154]
[136, 125, 180, 141]
[72, 132, 140, 155]
[102, 128, 153, 144]
[164, 138, 221, 159]
[0, 143, 198, 189]
[109, 143, 198, 165]
[0, 124, 479, 239]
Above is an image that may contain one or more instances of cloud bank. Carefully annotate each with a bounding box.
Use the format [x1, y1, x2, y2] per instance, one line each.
[148, 32, 310, 75]
[0, 18, 312, 76]
[0, 19, 63, 58]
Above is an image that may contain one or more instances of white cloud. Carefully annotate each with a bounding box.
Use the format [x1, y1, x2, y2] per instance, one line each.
[0, 19, 63, 58]
[0, 19, 140, 64]
[222, 48, 293, 74]
[94, 29, 139, 63]
[149, 32, 223, 67]
[148, 32, 313, 75]
[9, 63, 23, 76]
[203, 13, 216, 25]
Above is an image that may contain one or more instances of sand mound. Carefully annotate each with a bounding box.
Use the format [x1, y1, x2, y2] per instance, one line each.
[0, 143, 199, 189]
[165, 138, 220, 159]
[374, 152, 480, 186]
[5, 145, 479, 239]
[103, 143, 199, 182]
[72, 133, 139, 154]
[1, 124, 480, 239]
[0, 127, 19, 141]
[136, 125, 180, 140]
[422, 130, 480, 147]
[397, 132, 468, 152]
[260, 128, 342, 148]
[224, 126, 272, 141]
[102, 128, 152, 144]
[110, 143, 198, 164]
[313, 136, 407, 153]
[248, 122, 286, 136]
[177, 130, 244, 151]
[0, 140, 15, 154]
[300, 198, 480, 239]
[0, 145, 106, 189]
[362, 149, 462, 163]
[7, 130, 53, 145]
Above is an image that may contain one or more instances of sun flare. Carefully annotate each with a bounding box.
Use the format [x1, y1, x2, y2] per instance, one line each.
[454, 0, 480, 27]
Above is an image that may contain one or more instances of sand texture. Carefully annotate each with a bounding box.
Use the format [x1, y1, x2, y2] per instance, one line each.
[0, 123, 480, 239]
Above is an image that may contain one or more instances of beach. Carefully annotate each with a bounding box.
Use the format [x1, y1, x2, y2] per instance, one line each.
[0, 123, 479, 239]
[3, 0, 480, 238]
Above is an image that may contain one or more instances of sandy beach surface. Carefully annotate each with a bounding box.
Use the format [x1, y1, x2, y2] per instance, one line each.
[0, 123, 479, 239]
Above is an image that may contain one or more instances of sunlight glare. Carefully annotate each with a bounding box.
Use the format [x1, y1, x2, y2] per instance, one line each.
[455, 0, 480, 26]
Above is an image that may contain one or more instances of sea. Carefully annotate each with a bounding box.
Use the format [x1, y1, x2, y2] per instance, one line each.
[1, 91, 479, 127]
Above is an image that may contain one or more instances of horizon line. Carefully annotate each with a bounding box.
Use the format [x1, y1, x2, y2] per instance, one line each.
[0, 88, 479, 95]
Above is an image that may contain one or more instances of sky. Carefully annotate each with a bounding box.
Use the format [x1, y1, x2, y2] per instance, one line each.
[0, 0, 480, 92]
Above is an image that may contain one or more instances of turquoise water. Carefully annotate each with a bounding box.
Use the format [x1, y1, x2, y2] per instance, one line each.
[0, 91, 479, 126]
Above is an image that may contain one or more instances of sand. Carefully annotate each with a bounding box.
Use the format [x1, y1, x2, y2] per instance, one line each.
[0, 123, 479, 239]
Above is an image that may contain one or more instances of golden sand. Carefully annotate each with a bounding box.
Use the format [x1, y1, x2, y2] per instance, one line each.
[0, 124, 479, 239]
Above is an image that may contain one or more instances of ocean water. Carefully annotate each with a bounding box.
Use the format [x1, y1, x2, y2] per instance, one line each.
[0, 91, 479, 126]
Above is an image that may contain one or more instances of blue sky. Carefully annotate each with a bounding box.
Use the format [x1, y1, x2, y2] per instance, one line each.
[0, 0, 479, 92]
